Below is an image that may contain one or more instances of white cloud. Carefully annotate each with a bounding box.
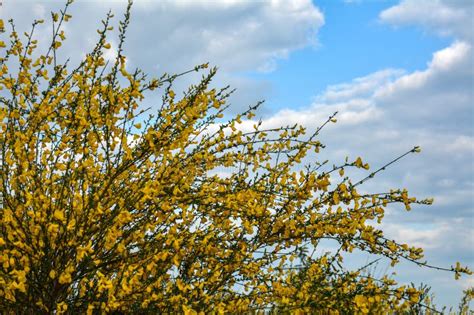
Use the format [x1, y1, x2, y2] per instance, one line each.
[375, 41, 471, 98]
[382, 222, 448, 249]
[379, 0, 474, 41]
[430, 40, 471, 71]
[0, 0, 324, 115]
[32, 3, 46, 19]
[372, 40, 473, 135]
[253, 71, 406, 130]
[318, 69, 405, 103]
[65, 0, 324, 73]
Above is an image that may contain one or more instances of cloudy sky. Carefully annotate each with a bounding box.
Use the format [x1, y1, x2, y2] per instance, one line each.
[2, 0, 473, 309]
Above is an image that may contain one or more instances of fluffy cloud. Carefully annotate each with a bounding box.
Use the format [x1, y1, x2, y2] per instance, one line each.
[1, 0, 323, 73]
[379, 0, 473, 42]
[0, 0, 324, 116]
[0, 0, 323, 114]
[375, 41, 473, 133]
[124, 0, 324, 73]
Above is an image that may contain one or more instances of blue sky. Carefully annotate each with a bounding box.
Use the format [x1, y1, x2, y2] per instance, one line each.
[253, 0, 452, 112]
[2, 0, 473, 310]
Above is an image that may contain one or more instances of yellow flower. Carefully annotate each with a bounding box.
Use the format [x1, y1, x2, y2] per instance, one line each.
[53, 210, 65, 222]
[58, 272, 71, 284]
[56, 302, 68, 314]
[49, 270, 57, 279]
[354, 295, 367, 308]
[182, 305, 197, 315]
[354, 157, 363, 168]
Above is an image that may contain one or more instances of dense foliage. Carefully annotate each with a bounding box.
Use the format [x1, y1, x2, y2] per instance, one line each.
[0, 1, 471, 313]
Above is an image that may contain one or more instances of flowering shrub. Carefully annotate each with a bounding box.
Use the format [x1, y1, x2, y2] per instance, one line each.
[0, 1, 470, 313]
